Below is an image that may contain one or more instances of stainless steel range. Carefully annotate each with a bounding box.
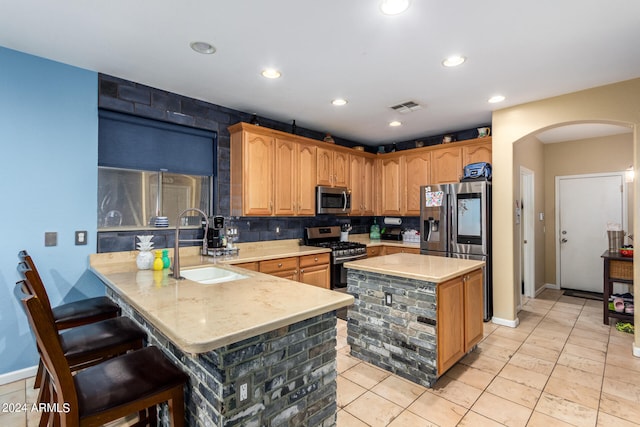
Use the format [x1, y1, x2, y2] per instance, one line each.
[304, 226, 367, 289]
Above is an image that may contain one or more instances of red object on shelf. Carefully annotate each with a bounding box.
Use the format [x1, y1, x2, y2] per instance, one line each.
[620, 248, 634, 257]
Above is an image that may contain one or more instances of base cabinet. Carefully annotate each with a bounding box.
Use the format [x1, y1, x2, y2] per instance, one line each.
[437, 268, 483, 374]
[248, 254, 330, 289]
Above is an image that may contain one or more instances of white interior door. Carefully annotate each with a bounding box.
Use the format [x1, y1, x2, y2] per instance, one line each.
[557, 173, 625, 293]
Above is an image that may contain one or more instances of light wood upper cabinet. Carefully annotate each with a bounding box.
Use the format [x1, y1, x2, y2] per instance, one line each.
[431, 146, 462, 184]
[274, 137, 296, 216]
[231, 130, 275, 216]
[462, 140, 492, 166]
[230, 123, 318, 216]
[404, 152, 431, 216]
[380, 157, 403, 215]
[349, 154, 375, 216]
[317, 147, 350, 187]
[296, 143, 317, 215]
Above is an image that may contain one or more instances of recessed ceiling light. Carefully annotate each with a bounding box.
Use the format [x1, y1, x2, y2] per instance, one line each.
[190, 41, 216, 55]
[442, 55, 466, 67]
[389, 120, 402, 127]
[261, 69, 282, 79]
[332, 98, 348, 106]
[379, 0, 410, 15]
[488, 95, 506, 103]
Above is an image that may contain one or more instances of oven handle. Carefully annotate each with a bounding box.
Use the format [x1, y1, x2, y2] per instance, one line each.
[334, 253, 367, 263]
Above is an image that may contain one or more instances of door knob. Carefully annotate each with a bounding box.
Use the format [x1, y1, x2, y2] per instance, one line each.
[561, 238, 568, 243]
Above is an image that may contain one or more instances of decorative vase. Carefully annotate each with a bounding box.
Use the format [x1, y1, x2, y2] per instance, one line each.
[136, 235, 155, 270]
[153, 250, 164, 271]
[162, 249, 170, 269]
[136, 250, 154, 270]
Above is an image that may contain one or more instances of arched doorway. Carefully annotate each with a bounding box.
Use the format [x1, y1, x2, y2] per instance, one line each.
[490, 78, 640, 357]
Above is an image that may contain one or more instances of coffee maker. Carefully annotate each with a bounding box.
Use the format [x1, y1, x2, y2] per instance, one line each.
[206, 216, 225, 248]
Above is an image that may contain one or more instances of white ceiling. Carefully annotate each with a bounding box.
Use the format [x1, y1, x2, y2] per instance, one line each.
[1, 0, 639, 145]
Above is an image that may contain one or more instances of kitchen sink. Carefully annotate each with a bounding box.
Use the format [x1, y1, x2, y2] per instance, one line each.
[180, 266, 248, 284]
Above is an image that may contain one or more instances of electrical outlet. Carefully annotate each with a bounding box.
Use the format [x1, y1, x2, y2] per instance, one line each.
[75, 230, 87, 245]
[239, 382, 248, 401]
[236, 376, 251, 405]
[385, 292, 392, 306]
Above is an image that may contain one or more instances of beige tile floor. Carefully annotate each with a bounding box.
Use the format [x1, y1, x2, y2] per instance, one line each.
[2, 289, 638, 426]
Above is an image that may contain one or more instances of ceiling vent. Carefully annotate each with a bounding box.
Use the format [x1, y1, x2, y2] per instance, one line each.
[389, 100, 422, 113]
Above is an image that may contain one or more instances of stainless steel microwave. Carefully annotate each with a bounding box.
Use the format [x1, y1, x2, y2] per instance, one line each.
[316, 186, 351, 215]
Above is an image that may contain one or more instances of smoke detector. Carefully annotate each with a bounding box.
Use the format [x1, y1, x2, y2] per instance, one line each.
[389, 100, 422, 114]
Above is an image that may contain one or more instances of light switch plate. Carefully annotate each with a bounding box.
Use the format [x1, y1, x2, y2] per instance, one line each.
[75, 230, 87, 245]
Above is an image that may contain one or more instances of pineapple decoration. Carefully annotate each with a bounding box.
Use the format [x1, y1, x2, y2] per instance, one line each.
[136, 235, 155, 270]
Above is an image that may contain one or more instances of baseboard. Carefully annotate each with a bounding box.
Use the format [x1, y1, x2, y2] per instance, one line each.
[0, 366, 37, 386]
[544, 283, 560, 290]
[634, 342, 640, 358]
[491, 316, 520, 328]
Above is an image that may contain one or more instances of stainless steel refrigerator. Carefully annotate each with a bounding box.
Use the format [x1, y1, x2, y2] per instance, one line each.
[420, 181, 492, 320]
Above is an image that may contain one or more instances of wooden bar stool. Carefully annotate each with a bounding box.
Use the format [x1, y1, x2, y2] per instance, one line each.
[21, 294, 187, 427]
[17, 275, 147, 426]
[18, 250, 120, 329]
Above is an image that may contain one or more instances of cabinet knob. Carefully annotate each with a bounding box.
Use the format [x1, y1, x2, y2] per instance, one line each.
[278, 263, 283, 268]
[300, 269, 304, 273]
[314, 257, 318, 261]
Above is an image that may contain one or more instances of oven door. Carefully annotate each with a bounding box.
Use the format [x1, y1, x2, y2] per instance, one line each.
[332, 253, 367, 289]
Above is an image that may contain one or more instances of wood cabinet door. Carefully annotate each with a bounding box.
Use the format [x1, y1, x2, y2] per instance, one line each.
[431, 146, 462, 184]
[333, 151, 350, 188]
[404, 152, 431, 215]
[362, 157, 376, 215]
[437, 277, 465, 374]
[464, 269, 484, 350]
[316, 147, 333, 186]
[274, 138, 296, 216]
[299, 263, 330, 289]
[462, 141, 492, 166]
[297, 143, 317, 215]
[243, 132, 274, 215]
[380, 157, 403, 215]
[349, 155, 363, 215]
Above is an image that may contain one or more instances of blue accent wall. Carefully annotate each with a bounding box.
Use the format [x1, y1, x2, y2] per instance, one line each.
[0, 47, 104, 375]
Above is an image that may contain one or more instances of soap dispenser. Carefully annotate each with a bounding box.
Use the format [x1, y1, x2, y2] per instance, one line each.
[370, 219, 381, 240]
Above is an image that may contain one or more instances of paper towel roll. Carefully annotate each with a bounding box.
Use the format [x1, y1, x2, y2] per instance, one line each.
[384, 217, 402, 225]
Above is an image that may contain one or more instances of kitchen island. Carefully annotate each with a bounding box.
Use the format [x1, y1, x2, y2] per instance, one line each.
[90, 250, 353, 426]
[344, 253, 485, 387]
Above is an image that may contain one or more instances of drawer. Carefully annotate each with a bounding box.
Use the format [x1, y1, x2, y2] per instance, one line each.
[299, 253, 330, 268]
[609, 260, 633, 280]
[384, 246, 420, 255]
[367, 246, 384, 257]
[259, 257, 298, 274]
[234, 261, 259, 271]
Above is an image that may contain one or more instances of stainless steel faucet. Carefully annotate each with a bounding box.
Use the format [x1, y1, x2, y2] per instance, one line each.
[171, 208, 209, 280]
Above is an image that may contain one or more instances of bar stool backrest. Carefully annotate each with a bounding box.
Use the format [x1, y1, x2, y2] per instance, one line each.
[20, 292, 79, 424]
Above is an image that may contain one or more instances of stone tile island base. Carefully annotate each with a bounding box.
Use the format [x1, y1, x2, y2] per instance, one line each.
[346, 270, 438, 388]
[107, 289, 338, 427]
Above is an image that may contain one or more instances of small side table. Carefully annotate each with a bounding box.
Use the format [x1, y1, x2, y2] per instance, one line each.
[601, 250, 634, 325]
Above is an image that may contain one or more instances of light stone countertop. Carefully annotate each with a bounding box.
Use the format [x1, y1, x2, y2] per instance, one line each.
[344, 253, 484, 283]
[90, 244, 352, 354]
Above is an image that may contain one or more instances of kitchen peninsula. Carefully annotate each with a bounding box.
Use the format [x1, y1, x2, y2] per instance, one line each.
[344, 253, 485, 387]
[90, 248, 353, 426]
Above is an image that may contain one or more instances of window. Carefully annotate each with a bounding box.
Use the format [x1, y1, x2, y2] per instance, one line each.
[98, 110, 216, 230]
[98, 168, 210, 229]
